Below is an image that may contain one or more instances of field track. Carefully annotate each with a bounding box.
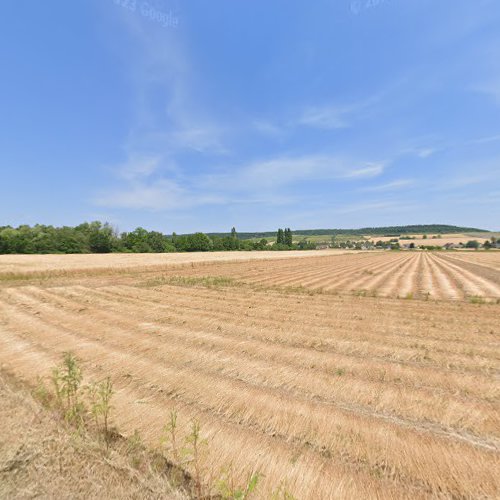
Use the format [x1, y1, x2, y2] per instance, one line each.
[0, 250, 499, 498]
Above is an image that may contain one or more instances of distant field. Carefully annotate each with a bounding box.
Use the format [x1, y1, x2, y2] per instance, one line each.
[276, 232, 494, 246]
[1, 251, 499, 498]
[0, 249, 348, 276]
[369, 233, 491, 246]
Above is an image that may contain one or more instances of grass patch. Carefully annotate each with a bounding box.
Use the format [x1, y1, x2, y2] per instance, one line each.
[468, 295, 485, 304]
[142, 275, 237, 289]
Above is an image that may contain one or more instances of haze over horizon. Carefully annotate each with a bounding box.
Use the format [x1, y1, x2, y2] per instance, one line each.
[1, 1, 500, 233]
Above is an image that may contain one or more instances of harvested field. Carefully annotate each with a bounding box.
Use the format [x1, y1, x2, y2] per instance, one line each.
[1, 251, 499, 498]
[0, 250, 348, 276]
[150, 251, 500, 302]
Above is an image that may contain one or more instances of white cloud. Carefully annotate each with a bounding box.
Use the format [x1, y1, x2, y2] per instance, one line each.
[94, 179, 185, 211]
[296, 105, 348, 129]
[400, 146, 439, 158]
[117, 155, 161, 181]
[201, 155, 386, 191]
[416, 148, 436, 158]
[359, 179, 414, 192]
[343, 163, 386, 179]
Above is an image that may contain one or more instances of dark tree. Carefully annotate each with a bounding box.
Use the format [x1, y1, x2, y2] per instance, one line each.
[276, 228, 284, 245]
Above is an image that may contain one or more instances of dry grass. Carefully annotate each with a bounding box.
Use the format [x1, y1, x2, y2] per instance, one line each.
[0, 372, 186, 499]
[0, 252, 499, 498]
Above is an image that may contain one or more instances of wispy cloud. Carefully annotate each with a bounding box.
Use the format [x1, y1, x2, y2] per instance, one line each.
[400, 145, 440, 158]
[359, 179, 414, 192]
[96, 152, 387, 211]
[415, 148, 436, 158]
[94, 179, 185, 211]
[201, 155, 386, 191]
[469, 134, 500, 145]
[296, 105, 349, 129]
[472, 77, 500, 105]
[116, 155, 162, 181]
[113, 4, 228, 158]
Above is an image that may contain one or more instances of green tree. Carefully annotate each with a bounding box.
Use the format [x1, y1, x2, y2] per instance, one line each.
[465, 240, 479, 249]
[276, 228, 284, 245]
[88, 222, 114, 253]
[175, 233, 213, 252]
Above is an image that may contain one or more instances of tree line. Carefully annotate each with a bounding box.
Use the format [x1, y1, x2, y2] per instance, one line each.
[207, 224, 488, 240]
[0, 223, 314, 254]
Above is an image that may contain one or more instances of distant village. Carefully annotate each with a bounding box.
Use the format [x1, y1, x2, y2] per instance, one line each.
[320, 235, 500, 251]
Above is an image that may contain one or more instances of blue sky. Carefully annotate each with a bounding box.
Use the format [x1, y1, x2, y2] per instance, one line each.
[1, 0, 499, 233]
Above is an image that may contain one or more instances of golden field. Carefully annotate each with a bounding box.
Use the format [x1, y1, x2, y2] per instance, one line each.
[0, 250, 499, 498]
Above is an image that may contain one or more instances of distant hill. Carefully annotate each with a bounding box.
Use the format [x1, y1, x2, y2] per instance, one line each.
[207, 225, 489, 240]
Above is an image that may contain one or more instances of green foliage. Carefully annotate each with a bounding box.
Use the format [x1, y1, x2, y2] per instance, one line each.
[6, 222, 487, 255]
[271, 483, 297, 499]
[87, 377, 114, 448]
[217, 467, 260, 499]
[51, 352, 85, 425]
[276, 228, 293, 247]
[127, 429, 147, 469]
[161, 410, 180, 464]
[465, 240, 480, 249]
[183, 420, 208, 498]
[174, 232, 213, 252]
[276, 228, 285, 245]
[42, 353, 115, 446]
[469, 295, 485, 304]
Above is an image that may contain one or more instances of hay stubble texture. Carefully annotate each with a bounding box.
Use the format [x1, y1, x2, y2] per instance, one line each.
[0, 250, 499, 498]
